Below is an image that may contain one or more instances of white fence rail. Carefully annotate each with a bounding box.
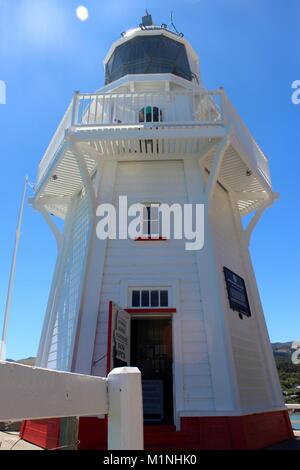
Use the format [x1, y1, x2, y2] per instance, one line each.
[0, 362, 144, 450]
[287, 403, 300, 411]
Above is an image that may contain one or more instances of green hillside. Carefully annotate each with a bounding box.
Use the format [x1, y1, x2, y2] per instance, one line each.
[272, 342, 300, 404]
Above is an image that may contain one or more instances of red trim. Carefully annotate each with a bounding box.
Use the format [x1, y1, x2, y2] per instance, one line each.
[135, 237, 168, 241]
[126, 308, 176, 314]
[104, 303, 111, 437]
[106, 304, 175, 372]
[20, 418, 60, 450]
[78, 417, 107, 450]
[20, 420, 26, 436]
[179, 411, 294, 450]
[21, 410, 293, 450]
[106, 301, 113, 375]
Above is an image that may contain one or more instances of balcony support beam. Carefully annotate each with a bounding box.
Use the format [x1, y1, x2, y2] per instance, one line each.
[71, 141, 103, 164]
[70, 141, 97, 213]
[32, 200, 63, 251]
[229, 191, 279, 247]
[204, 133, 232, 207]
[243, 199, 274, 247]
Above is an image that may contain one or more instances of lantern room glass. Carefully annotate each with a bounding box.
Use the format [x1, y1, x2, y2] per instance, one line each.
[105, 35, 192, 84]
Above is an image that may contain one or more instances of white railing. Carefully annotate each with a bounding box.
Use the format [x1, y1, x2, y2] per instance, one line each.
[36, 89, 271, 191]
[73, 90, 224, 127]
[36, 90, 224, 188]
[0, 362, 144, 450]
[37, 101, 73, 184]
[287, 403, 300, 415]
[36, 90, 224, 187]
[221, 93, 271, 187]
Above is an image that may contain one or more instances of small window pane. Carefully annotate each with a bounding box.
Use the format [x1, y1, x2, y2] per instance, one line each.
[160, 290, 168, 307]
[151, 290, 159, 307]
[150, 205, 159, 221]
[132, 291, 140, 307]
[139, 109, 145, 123]
[142, 220, 149, 236]
[150, 220, 159, 236]
[141, 290, 150, 307]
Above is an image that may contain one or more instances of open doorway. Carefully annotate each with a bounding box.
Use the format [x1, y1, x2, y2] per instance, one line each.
[131, 318, 173, 424]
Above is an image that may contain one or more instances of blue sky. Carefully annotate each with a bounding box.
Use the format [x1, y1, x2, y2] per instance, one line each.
[0, 0, 299, 359]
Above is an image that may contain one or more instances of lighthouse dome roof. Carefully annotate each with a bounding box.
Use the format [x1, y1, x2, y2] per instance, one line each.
[103, 19, 200, 86]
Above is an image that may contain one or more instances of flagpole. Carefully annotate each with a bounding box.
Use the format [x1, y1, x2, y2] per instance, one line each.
[0, 176, 29, 361]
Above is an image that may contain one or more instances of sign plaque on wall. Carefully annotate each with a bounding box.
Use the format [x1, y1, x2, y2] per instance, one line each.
[223, 267, 251, 318]
[108, 302, 131, 371]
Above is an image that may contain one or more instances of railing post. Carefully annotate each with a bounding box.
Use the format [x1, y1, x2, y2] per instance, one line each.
[71, 90, 80, 126]
[219, 87, 227, 126]
[107, 367, 144, 450]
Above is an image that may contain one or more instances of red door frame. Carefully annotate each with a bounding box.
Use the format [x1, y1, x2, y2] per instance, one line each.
[106, 301, 176, 374]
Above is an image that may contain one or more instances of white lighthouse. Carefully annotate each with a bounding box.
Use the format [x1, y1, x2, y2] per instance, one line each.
[22, 14, 293, 450]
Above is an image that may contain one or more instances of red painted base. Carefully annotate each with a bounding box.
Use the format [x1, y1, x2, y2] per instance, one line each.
[20, 418, 60, 450]
[20, 410, 293, 450]
[179, 411, 294, 450]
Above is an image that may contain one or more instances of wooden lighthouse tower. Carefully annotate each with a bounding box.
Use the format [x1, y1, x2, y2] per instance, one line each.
[22, 14, 293, 449]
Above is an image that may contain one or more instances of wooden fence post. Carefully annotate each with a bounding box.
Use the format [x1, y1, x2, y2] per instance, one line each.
[59, 417, 79, 450]
[0, 362, 144, 450]
[107, 367, 144, 450]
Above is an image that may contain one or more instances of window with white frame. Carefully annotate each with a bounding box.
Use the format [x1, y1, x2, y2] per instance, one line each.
[130, 288, 170, 308]
[141, 203, 161, 238]
[139, 106, 162, 123]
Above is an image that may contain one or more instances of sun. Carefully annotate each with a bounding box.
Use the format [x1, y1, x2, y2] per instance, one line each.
[76, 5, 89, 22]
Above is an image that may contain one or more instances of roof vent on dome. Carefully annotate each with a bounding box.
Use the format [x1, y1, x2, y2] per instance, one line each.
[141, 11, 153, 28]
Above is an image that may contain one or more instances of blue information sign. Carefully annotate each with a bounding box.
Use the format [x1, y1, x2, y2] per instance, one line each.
[223, 267, 251, 318]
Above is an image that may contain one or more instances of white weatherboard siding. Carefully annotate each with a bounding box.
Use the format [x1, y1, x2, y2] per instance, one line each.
[42, 189, 93, 371]
[91, 160, 214, 414]
[210, 184, 272, 411]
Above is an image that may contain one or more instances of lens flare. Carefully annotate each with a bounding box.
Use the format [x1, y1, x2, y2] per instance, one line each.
[76, 5, 89, 22]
